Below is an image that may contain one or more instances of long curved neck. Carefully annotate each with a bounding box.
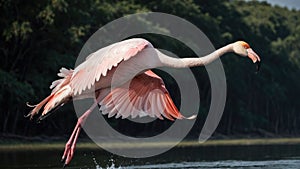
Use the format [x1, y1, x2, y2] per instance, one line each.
[156, 43, 234, 68]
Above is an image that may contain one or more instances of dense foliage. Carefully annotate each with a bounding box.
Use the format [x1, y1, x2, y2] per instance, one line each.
[0, 0, 299, 139]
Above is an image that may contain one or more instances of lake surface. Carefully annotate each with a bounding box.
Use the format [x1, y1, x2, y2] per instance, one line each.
[1, 144, 300, 169]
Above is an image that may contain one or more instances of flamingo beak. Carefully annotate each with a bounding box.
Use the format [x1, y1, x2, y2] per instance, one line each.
[247, 48, 261, 72]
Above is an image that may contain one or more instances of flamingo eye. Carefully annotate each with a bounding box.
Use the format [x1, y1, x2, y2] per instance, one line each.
[242, 43, 250, 49]
[238, 41, 250, 49]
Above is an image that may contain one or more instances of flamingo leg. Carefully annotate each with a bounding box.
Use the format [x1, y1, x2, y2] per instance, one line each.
[61, 96, 101, 168]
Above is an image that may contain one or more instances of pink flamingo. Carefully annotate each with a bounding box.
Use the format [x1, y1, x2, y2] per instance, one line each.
[27, 38, 260, 167]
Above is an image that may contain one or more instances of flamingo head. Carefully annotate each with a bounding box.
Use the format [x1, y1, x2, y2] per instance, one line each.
[233, 41, 261, 72]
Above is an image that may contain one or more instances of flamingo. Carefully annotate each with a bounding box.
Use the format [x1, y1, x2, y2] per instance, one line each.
[26, 38, 260, 167]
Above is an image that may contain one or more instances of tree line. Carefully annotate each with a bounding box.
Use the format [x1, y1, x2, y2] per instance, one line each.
[0, 0, 300, 139]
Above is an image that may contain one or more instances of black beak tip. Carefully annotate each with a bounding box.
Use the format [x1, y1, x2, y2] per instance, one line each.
[255, 61, 261, 73]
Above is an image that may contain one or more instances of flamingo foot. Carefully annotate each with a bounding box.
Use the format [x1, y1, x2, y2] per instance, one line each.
[60, 96, 101, 168]
[61, 109, 92, 167]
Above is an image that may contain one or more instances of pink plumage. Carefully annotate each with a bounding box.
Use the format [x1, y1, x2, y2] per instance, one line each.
[27, 38, 261, 167]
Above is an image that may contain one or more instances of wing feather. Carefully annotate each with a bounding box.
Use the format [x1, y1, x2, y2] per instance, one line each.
[99, 70, 190, 120]
[71, 38, 150, 95]
[50, 67, 73, 94]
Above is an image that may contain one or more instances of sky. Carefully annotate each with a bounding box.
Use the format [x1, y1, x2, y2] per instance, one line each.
[255, 0, 300, 10]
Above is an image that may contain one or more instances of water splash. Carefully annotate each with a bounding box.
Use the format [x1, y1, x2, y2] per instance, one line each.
[94, 157, 122, 169]
[95, 163, 122, 169]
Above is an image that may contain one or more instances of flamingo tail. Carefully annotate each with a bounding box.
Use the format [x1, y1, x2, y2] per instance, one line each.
[26, 85, 72, 121]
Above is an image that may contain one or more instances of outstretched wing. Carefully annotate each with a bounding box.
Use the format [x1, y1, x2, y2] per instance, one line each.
[99, 70, 187, 120]
[71, 38, 152, 95]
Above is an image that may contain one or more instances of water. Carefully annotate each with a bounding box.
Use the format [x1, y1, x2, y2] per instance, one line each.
[122, 160, 300, 169]
[1, 144, 300, 169]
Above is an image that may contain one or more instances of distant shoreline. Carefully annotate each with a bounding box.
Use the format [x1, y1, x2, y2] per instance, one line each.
[1, 137, 300, 151]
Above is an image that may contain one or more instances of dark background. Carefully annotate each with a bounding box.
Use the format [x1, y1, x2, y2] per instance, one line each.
[1, 0, 299, 140]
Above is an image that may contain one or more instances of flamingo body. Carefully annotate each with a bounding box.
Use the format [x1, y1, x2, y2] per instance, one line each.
[27, 38, 261, 167]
